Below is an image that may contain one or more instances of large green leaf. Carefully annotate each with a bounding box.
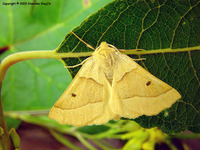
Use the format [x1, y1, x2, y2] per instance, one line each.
[56, 0, 200, 134]
[1, 0, 200, 134]
[0, 0, 113, 128]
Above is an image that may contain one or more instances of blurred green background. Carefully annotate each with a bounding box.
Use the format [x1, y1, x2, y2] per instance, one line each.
[1, 0, 200, 149]
[0, 0, 112, 128]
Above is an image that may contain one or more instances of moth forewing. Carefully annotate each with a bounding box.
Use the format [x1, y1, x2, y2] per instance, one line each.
[49, 41, 181, 126]
[110, 53, 181, 118]
[49, 54, 116, 126]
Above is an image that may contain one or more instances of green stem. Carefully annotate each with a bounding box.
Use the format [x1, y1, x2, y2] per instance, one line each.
[0, 50, 93, 82]
[92, 139, 121, 150]
[122, 45, 200, 55]
[0, 82, 13, 150]
[165, 139, 178, 150]
[75, 133, 97, 150]
[4, 110, 49, 116]
[49, 129, 82, 150]
[1, 45, 200, 82]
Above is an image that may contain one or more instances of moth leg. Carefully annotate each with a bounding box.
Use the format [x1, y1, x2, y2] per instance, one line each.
[132, 58, 146, 61]
[65, 57, 90, 68]
[71, 31, 95, 50]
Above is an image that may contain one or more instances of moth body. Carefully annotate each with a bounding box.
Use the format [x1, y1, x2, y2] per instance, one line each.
[93, 42, 119, 84]
[49, 42, 181, 126]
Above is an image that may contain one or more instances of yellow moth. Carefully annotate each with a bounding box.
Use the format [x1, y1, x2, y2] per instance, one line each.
[49, 41, 181, 126]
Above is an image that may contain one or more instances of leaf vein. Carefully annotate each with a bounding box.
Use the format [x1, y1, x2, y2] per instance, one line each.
[188, 51, 200, 86]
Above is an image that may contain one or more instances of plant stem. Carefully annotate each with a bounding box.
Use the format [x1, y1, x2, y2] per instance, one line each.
[0, 50, 93, 82]
[49, 129, 82, 150]
[0, 82, 13, 150]
[75, 133, 97, 150]
[165, 139, 178, 150]
[121, 45, 200, 55]
[1, 46, 200, 82]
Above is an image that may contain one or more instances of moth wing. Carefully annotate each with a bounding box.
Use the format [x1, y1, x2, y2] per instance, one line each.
[110, 54, 181, 119]
[49, 57, 116, 126]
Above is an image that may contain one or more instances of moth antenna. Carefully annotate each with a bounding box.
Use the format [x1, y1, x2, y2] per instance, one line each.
[65, 57, 90, 68]
[71, 31, 95, 50]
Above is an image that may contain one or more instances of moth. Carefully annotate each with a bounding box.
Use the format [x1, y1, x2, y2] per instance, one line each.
[49, 40, 181, 126]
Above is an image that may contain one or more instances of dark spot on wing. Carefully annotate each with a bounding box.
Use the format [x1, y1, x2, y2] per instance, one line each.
[146, 81, 151, 86]
[71, 93, 76, 97]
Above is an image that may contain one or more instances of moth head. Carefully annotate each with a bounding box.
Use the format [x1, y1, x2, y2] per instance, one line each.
[94, 42, 119, 58]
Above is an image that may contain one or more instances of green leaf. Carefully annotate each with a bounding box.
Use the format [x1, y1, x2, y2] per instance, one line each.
[56, 0, 200, 134]
[0, 0, 113, 129]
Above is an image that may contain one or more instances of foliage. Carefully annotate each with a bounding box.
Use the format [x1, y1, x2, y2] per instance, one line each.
[57, 0, 200, 134]
[0, 0, 112, 129]
[0, 0, 200, 149]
